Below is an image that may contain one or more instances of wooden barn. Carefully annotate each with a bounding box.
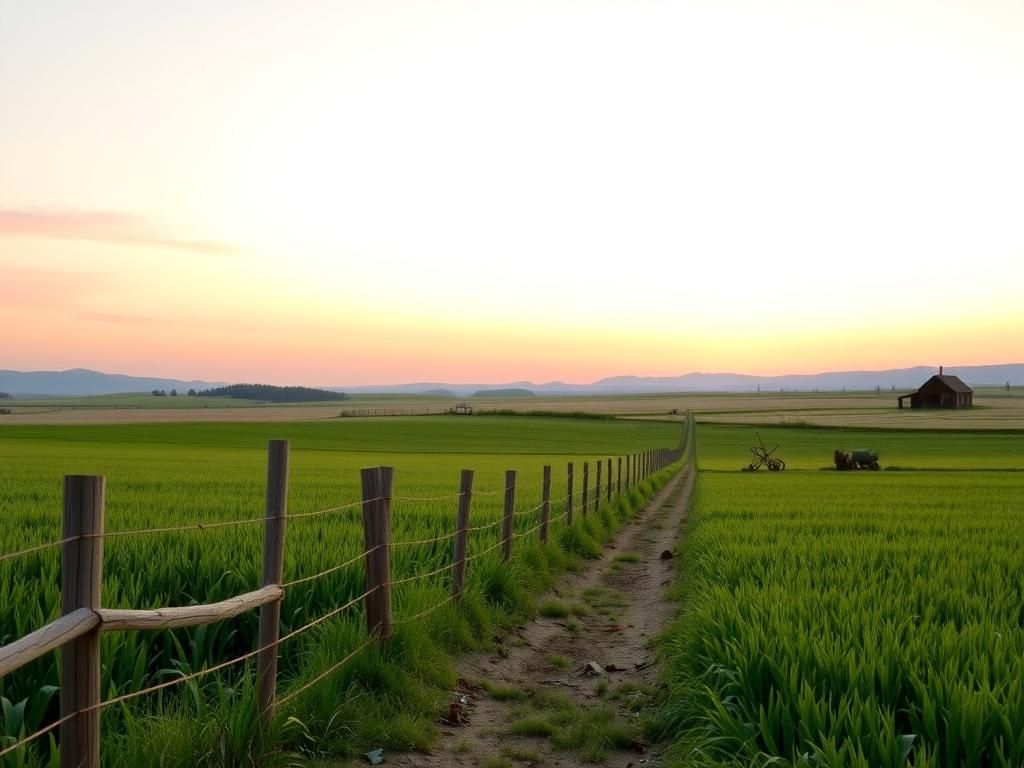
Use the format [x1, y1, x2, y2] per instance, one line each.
[897, 367, 973, 409]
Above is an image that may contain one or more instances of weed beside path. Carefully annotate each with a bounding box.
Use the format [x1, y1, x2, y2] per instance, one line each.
[372, 463, 695, 767]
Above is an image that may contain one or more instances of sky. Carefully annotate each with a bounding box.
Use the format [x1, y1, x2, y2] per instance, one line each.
[2, 0, 1022, 386]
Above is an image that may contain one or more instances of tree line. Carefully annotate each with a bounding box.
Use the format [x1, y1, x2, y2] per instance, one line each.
[197, 384, 348, 403]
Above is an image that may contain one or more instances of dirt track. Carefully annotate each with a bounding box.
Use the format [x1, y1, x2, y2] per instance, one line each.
[382, 464, 695, 767]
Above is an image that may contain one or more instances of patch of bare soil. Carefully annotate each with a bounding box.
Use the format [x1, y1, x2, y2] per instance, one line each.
[385, 466, 695, 768]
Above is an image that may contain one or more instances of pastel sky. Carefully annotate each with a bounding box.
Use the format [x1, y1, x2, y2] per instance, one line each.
[2, 1, 1022, 386]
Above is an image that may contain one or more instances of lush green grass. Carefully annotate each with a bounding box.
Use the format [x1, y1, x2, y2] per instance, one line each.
[0, 416, 682, 766]
[655, 470, 1024, 767]
[698, 423, 1024, 470]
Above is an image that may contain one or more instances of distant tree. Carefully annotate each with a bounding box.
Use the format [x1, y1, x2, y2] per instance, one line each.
[0, 392, 10, 399]
[1008, 381, 1012, 392]
[187, 388, 197, 396]
[197, 383, 347, 403]
[170, 389, 178, 396]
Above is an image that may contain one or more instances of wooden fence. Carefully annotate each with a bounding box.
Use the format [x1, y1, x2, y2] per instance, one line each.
[0, 418, 693, 767]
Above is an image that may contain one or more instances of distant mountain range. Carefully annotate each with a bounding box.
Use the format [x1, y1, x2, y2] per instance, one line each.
[329, 364, 1024, 395]
[2, 364, 1022, 398]
[0, 369, 225, 396]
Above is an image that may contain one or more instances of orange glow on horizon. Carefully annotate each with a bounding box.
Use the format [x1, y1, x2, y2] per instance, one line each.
[2, 1, 1023, 385]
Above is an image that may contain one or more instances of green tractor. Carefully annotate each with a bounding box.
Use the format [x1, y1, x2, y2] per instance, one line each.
[834, 449, 880, 471]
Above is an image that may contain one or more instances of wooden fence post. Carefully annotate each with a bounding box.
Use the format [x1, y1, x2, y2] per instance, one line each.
[595, 460, 602, 512]
[61, 475, 105, 768]
[566, 463, 574, 526]
[582, 462, 589, 518]
[451, 469, 473, 599]
[617, 457, 622, 496]
[540, 466, 551, 543]
[361, 466, 393, 639]
[257, 440, 289, 731]
[606, 458, 612, 502]
[501, 470, 516, 561]
[626, 455, 631, 488]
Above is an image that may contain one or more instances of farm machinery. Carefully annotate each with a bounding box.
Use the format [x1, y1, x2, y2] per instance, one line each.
[741, 433, 785, 472]
[834, 449, 880, 471]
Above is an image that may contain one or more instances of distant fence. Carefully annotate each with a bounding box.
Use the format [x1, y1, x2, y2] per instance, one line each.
[0, 416, 695, 768]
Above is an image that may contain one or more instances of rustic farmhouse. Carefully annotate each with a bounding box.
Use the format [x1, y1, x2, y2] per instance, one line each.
[897, 367, 973, 409]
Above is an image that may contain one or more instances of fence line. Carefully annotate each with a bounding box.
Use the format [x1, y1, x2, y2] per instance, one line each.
[0, 416, 694, 768]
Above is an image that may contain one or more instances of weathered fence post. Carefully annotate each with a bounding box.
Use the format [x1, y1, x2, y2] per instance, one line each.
[501, 470, 516, 561]
[617, 457, 622, 496]
[451, 469, 473, 599]
[257, 440, 289, 731]
[626, 454, 631, 488]
[61, 475, 105, 768]
[606, 458, 612, 502]
[566, 463, 574, 526]
[361, 466, 394, 639]
[582, 462, 589, 518]
[595, 460, 602, 512]
[540, 465, 551, 543]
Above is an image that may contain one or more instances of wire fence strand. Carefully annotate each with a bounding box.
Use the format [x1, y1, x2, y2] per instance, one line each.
[466, 538, 505, 562]
[392, 492, 463, 503]
[0, 536, 76, 565]
[289, 498, 369, 520]
[276, 636, 375, 708]
[390, 530, 458, 547]
[0, 711, 78, 760]
[94, 586, 376, 712]
[282, 547, 376, 588]
[393, 593, 455, 626]
[466, 518, 504, 533]
[387, 561, 451, 587]
[513, 500, 546, 519]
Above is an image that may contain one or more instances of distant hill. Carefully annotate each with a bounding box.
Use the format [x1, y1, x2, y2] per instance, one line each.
[3, 363, 1021, 399]
[471, 388, 536, 398]
[330, 364, 1024, 395]
[198, 384, 346, 403]
[0, 368, 225, 397]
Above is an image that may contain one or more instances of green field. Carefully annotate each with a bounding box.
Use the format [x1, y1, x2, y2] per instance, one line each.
[697, 423, 1024, 470]
[0, 416, 682, 766]
[656, 426, 1024, 767]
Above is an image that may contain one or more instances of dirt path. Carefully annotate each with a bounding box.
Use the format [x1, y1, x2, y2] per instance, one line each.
[386, 465, 695, 768]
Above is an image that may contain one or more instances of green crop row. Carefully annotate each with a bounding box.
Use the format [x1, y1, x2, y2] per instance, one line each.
[696, 424, 1024, 470]
[0, 416, 684, 766]
[655, 469, 1024, 767]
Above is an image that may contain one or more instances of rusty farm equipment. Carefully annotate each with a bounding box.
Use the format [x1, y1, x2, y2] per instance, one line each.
[741, 432, 785, 472]
[834, 449, 880, 471]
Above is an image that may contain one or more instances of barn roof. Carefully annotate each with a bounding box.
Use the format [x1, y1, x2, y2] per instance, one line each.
[932, 374, 973, 393]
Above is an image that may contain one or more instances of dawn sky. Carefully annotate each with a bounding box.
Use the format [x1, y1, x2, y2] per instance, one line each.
[2, 1, 1022, 385]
